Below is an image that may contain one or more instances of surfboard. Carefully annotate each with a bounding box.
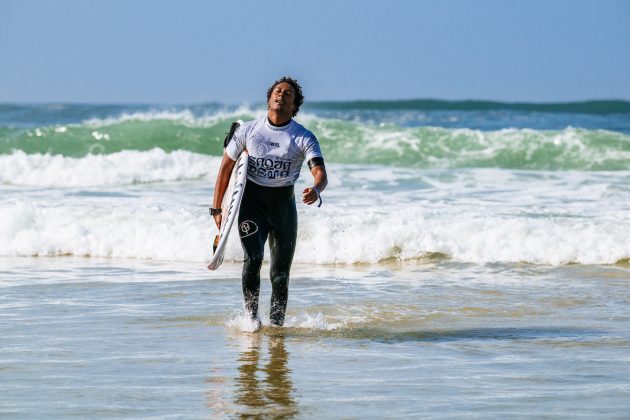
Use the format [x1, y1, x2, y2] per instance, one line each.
[207, 149, 249, 271]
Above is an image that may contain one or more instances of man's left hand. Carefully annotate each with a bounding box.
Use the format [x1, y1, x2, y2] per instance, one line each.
[302, 187, 319, 205]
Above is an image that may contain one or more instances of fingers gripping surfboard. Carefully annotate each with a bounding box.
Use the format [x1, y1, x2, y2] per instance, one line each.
[207, 150, 248, 271]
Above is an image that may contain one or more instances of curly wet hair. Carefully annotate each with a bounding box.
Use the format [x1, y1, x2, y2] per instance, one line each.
[266, 76, 304, 117]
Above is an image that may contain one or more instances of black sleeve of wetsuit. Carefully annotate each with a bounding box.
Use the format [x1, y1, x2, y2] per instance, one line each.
[307, 157, 325, 169]
[223, 121, 240, 148]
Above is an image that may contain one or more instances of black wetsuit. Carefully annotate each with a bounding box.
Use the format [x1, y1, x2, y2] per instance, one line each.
[238, 181, 297, 326]
[225, 116, 323, 326]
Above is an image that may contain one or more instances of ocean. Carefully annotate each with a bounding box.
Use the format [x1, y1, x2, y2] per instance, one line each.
[1, 101, 629, 418]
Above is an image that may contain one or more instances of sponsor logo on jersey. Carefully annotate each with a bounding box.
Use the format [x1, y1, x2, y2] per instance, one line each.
[255, 143, 268, 157]
[247, 156, 292, 180]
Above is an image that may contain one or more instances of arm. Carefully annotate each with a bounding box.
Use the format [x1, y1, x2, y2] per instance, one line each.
[302, 164, 328, 205]
[212, 151, 237, 228]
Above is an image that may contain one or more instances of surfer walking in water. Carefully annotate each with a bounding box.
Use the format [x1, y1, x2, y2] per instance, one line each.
[211, 77, 328, 329]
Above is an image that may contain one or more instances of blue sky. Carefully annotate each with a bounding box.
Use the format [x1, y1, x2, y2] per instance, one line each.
[1, 0, 629, 103]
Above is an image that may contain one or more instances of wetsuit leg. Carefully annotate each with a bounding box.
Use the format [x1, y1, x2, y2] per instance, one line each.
[238, 184, 269, 320]
[268, 191, 298, 326]
[238, 182, 297, 326]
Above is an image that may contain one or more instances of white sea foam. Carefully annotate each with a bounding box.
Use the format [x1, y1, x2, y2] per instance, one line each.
[225, 312, 263, 333]
[297, 207, 630, 265]
[283, 312, 343, 330]
[1, 145, 627, 266]
[225, 310, 342, 332]
[81, 106, 267, 127]
[0, 149, 221, 186]
[0, 191, 628, 265]
[0, 199, 212, 261]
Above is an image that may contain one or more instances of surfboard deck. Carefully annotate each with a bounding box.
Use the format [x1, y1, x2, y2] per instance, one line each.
[207, 150, 248, 270]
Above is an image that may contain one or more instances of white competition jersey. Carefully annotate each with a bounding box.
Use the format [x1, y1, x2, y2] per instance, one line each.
[225, 117, 323, 187]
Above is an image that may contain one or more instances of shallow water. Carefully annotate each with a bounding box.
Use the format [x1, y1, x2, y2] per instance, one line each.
[2, 103, 629, 417]
[2, 257, 628, 418]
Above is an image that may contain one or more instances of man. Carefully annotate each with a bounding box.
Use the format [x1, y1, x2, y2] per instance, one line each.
[211, 76, 328, 329]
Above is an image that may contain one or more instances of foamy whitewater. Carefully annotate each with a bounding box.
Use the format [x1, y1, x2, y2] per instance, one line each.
[2, 102, 630, 418]
[1, 103, 629, 265]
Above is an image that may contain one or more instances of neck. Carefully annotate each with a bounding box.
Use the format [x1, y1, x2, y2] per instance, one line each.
[267, 111, 292, 126]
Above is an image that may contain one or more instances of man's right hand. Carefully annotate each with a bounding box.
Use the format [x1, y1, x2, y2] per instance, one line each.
[212, 151, 237, 231]
[213, 214, 222, 230]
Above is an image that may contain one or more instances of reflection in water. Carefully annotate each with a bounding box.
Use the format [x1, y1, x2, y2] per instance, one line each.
[234, 332, 298, 418]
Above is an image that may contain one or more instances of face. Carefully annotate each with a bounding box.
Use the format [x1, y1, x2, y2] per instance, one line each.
[268, 82, 296, 115]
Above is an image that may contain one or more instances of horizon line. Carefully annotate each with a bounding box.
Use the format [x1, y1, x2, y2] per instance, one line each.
[2, 98, 629, 115]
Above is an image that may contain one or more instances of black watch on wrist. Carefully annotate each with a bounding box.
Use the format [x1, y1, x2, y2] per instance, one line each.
[210, 208, 222, 216]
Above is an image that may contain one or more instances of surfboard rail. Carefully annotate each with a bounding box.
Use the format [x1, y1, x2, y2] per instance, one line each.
[207, 150, 248, 270]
